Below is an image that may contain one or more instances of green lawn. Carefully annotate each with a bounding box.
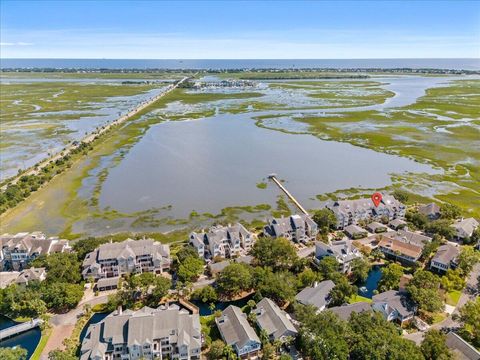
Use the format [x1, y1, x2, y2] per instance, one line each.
[445, 290, 462, 306]
[348, 294, 373, 304]
[30, 328, 52, 360]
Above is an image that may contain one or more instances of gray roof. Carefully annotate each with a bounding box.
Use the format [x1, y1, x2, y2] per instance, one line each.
[372, 290, 414, 318]
[96, 276, 120, 288]
[329, 302, 372, 321]
[95, 239, 170, 261]
[15, 267, 46, 284]
[81, 305, 201, 359]
[418, 203, 441, 217]
[367, 222, 387, 232]
[452, 218, 479, 237]
[389, 218, 407, 228]
[315, 240, 361, 263]
[344, 225, 367, 236]
[327, 195, 404, 217]
[265, 214, 316, 237]
[295, 280, 335, 310]
[254, 298, 297, 340]
[235, 255, 253, 265]
[0, 271, 21, 288]
[216, 305, 260, 349]
[391, 229, 432, 247]
[0, 232, 70, 257]
[205, 223, 252, 247]
[209, 260, 230, 274]
[445, 332, 480, 360]
[432, 244, 460, 265]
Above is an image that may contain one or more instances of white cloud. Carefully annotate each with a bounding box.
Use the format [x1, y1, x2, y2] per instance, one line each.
[0, 41, 33, 46]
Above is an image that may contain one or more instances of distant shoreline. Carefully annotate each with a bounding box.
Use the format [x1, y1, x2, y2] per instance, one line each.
[1, 58, 479, 71]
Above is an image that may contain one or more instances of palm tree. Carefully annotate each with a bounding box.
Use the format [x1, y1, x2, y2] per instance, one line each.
[209, 302, 216, 314]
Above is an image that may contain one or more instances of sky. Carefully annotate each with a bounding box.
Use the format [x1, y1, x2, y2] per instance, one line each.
[1, 0, 479, 59]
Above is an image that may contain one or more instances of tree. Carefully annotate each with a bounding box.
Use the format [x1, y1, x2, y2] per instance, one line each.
[262, 343, 276, 360]
[207, 340, 226, 360]
[216, 263, 252, 298]
[457, 297, 480, 347]
[295, 306, 350, 360]
[392, 189, 410, 203]
[440, 203, 461, 220]
[440, 269, 465, 292]
[348, 311, 424, 360]
[350, 258, 371, 283]
[0, 346, 28, 360]
[32, 252, 82, 284]
[191, 285, 218, 303]
[378, 263, 404, 292]
[407, 270, 444, 313]
[177, 255, 204, 283]
[420, 329, 453, 360]
[329, 275, 357, 306]
[456, 246, 480, 276]
[313, 209, 337, 233]
[406, 211, 429, 230]
[41, 282, 84, 311]
[223, 344, 238, 360]
[297, 267, 320, 288]
[176, 245, 201, 263]
[149, 276, 171, 305]
[48, 350, 77, 360]
[252, 237, 298, 271]
[253, 267, 297, 304]
[317, 256, 340, 280]
[425, 220, 456, 239]
[421, 238, 441, 261]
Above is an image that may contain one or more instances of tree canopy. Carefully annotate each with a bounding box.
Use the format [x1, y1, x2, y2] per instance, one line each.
[407, 270, 444, 313]
[313, 208, 337, 233]
[378, 263, 404, 292]
[420, 329, 453, 360]
[251, 237, 298, 271]
[216, 263, 253, 298]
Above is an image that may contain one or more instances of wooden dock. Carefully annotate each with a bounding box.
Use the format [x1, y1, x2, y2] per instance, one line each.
[268, 174, 309, 215]
[0, 318, 43, 341]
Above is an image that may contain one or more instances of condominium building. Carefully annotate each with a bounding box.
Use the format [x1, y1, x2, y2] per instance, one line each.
[80, 304, 201, 360]
[264, 214, 318, 243]
[0, 232, 71, 271]
[82, 239, 171, 280]
[325, 195, 405, 230]
[315, 240, 363, 273]
[189, 223, 255, 260]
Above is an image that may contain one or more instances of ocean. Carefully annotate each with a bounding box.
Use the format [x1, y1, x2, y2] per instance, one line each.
[1, 58, 479, 70]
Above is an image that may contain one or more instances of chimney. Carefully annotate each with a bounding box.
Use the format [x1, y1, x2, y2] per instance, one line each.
[117, 305, 122, 315]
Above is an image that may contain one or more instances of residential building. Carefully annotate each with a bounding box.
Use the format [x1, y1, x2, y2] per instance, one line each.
[377, 236, 422, 265]
[366, 222, 388, 233]
[216, 305, 261, 359]
[253, 298, 297, 342]
[329, 302, 372, 321]
[372, 290, 414, 325]
[295, 280, 335, 312]
[445, 332, 480, 360]
[96, 276, 121, 292]
[315, 240, 362, 273]
[430, 244, 460, 273]
[452, 218, 479, 240]
[389, 218, 407, 230]
[418, 203, 441, 220]
[325, 195, 405, 230]
[389, 229, 432, 248]
[208, 260, 230, 277]
[264, 214, 318, 243]
[0, 267, 46, 288]
[189, 224, 255, 260]
[80, 304, 201, 360]
[344, 225, 368, 239]
[0, 232, 71, 271]
[82, 239, 171, 280]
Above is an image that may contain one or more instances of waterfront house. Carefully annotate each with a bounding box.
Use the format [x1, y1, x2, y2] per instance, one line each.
[189, 223, 255, 260]
[329, 302, 372, 321]
[216, 305, 261, 359]
[344, 225, 368, 239]
[418, 203, 441, 220]
[253, 298, 298, 342]
[325, 195, 405, 230]
[0, 232, 71, 271]
[314, 240, 362, 273]
[264, 214, 318, 243]
[430, 244, 460, 273]
[295, 280, 335, 312]
[377, 236, 422, 265]
[451, 218, 479, 240]
[372, 290, 414, 325]
[0, 267, 47, 288]
[367, 222, 388, 233]
[80, 304, 201, 360]
[82, 239, 171, 280]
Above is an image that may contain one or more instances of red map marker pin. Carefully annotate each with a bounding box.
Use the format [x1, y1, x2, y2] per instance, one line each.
[371, 192, 383, 207]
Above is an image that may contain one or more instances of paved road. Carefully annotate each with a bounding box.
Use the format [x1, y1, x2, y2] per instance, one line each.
[404, 263, 480, 345]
